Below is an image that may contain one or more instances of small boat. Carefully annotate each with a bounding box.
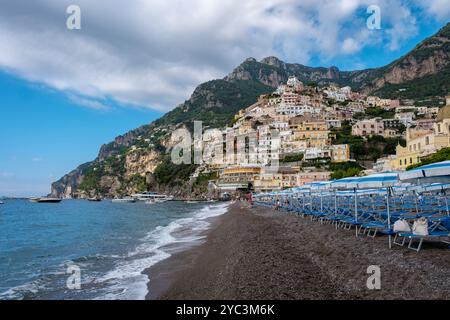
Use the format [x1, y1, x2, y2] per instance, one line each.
[0, 200, 4, 205]
[87, 198, 102, 202]
[186, 200, 199, 204]
[30, 197, 62, 203]
[132, 192, 173, 202]
[154, 198, 170, 203]
[112, 198, 136, 203]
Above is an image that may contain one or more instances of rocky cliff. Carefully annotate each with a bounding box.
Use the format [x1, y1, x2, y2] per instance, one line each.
[51, 23, 450, 198]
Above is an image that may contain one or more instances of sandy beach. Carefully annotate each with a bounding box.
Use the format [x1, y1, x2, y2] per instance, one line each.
[145, 202, 450, 300]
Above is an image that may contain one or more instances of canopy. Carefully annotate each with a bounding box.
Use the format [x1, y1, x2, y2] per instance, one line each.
[399, 161, 450, 181]
[356, 172, 400, 189]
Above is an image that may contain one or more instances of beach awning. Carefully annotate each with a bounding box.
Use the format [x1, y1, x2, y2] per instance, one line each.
[399, 161, 450, 181]
[423, 183, 450, 192]
[356, 172, 400, 189]
[330, 177, 360, 189]
[308, 181, 333, 190]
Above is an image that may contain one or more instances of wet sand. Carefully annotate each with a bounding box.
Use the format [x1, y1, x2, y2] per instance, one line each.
[145, 202, 450, 300]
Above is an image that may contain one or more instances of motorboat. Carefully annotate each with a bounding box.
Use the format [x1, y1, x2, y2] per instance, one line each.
[29, 197, 62, 203]
[132, 192, 173, 202]
[112, 198, 136, 203]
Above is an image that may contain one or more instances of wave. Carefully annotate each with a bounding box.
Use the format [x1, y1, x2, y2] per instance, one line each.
[0, 202, 230, 300]
[94, 202, 229, 300]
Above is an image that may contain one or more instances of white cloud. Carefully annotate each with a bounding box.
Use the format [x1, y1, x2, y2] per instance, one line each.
[68, 94, 109, 111]
[342, 38, 361, 54]
[0, 0, 428, 112]
[416, 0, 450, 21]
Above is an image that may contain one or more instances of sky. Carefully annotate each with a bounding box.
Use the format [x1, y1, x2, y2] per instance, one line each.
[0, 0, 449, 197]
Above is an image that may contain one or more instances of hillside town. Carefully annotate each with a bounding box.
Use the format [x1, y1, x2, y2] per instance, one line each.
[196, 76, 450, 195]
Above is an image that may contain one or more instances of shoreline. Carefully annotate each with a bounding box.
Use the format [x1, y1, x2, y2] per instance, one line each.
[145, 202, 450, 300]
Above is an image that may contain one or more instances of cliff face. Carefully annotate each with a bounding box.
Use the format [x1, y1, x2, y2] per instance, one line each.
[51, 23, 450, 198]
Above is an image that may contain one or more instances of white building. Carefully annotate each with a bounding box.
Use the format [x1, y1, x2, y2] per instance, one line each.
[276, 104, 320, 116]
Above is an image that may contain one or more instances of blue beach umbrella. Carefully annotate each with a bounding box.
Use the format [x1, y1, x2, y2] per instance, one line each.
[356, 172, 401, 248]
[330, 177, 361, 236]
[400, 161, 450, 182]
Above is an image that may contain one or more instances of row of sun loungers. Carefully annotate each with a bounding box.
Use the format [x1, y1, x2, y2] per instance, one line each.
[254, 188, 450, 253]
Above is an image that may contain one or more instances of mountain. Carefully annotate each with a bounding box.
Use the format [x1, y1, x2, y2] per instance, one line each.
[51, 22, 450, 198]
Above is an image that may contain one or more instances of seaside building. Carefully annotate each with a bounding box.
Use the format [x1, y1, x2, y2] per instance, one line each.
[391, 96, 450, 170]
[297, 171, 331, 186]
[289, 113, 331, 148]
[331, 144, 350, 163]
[253, 167, 299, 192]
[395, 112, 416, 126]
[218, 166, 261, 191]
[352, 118, 384, 137]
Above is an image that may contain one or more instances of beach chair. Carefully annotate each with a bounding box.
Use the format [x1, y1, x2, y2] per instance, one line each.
[393, 217, 450, 252]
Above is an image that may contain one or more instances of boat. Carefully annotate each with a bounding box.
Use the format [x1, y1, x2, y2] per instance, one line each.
[112, 198, 136, 203]
[29, 197, 62, 203]
[186, 200, 199, 204]
[0, 200, 4, 205]
[87, 197, 102, 202]
[132, 192, 173, 202]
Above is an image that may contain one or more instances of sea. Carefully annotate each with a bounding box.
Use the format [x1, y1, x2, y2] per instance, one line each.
[0, 199, 229, 300]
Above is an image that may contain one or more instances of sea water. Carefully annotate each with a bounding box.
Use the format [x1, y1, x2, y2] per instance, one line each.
[0, 200, 228, 300]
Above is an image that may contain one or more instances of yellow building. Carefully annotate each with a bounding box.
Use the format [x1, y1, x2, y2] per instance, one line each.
[331, 144, 350, 163]
[253, 167, 299, 192]
[289, 114, 331, 148]
[219, 166, 260, 183]
[391, 96, 450, 170]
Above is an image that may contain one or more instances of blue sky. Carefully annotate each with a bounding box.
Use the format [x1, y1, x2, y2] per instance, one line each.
[0, 72, 162, 196]
[0, 0, 449, 196]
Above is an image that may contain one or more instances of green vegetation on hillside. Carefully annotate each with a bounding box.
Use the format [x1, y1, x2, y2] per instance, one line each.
[154, 156, 198, 187]
[407, 147, 450, 170]
[155, 80, 273, 129]
[192, 171, 219, 194]
[373, 65, 450, 105]
[330, 162, 363, 180]
[353, 107, 395, 120]
[332, 121, 405, 161]
[281, 153, 304, 163]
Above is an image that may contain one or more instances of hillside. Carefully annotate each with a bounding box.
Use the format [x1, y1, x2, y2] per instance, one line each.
[51, 23, 450, 199]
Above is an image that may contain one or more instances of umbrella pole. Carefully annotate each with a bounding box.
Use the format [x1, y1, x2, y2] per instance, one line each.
[320, 191, 323, 213]
[443, 188, 449, 217]
[386, 187, 392, 249]
[354, 188, 358, 237]
[334, 191, 337, 216]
